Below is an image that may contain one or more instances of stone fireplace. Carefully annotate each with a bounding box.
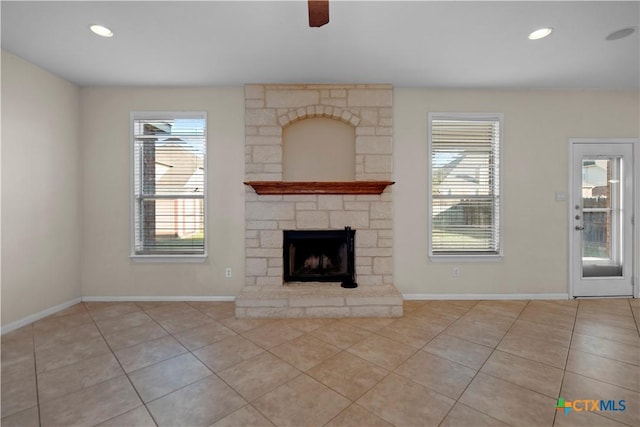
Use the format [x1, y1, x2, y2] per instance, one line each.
[235, 84, 403, 317]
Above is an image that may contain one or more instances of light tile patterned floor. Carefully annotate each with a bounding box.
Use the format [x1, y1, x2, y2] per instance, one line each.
[1, 299, 639, 426]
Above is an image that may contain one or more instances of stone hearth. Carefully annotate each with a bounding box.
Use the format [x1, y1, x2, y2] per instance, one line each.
[236, 283, 402, 317]
[236, 84, 403, 317]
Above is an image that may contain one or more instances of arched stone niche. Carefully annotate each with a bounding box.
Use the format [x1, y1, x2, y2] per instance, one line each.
[282, 117, 355, 181]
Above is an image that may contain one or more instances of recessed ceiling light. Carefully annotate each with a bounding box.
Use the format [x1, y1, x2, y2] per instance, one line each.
[606, 27, 637, 41]
[90, 24, 113, 38]
[528, 27, 553, 40]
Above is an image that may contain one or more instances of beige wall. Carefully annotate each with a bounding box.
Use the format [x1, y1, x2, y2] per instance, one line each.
[1, 50, 81, 326]
[3, 48, 640, 327]
[80, 87, 245, 297]
[394, 88, 640, 296]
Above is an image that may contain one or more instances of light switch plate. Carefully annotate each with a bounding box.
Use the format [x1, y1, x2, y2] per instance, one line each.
[555, 192, 567, 201]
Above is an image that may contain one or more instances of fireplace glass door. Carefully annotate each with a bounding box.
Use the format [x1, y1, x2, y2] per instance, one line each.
[283, 229, 355, 283]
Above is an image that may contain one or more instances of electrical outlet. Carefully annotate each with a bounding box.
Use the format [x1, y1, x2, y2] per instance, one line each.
[225, 267, 232, 278]
[452, 266, 460, 278]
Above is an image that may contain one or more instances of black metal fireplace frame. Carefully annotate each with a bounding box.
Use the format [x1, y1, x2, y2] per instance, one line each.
[283, 227, 356, 287]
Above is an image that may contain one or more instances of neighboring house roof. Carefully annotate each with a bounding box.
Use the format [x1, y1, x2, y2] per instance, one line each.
[155, 140, 204, 195]
[433, 153, 491, 196]
[582, 163, 608, 189]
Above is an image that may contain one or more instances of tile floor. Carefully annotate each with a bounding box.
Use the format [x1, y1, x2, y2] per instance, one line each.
[1, 299, 639, 427]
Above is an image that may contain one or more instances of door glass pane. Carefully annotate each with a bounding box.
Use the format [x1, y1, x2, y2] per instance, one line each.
[582, 211, 610, 258]
[581, 157, 622, 277]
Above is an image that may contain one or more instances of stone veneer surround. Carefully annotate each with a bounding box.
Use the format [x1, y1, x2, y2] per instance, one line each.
[236, 84, 402, 317]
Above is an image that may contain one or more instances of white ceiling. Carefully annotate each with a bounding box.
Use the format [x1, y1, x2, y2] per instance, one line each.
[2, 1, 638, 89]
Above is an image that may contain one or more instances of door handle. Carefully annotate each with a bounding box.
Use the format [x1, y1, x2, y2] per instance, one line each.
[575, 226, 585, 231]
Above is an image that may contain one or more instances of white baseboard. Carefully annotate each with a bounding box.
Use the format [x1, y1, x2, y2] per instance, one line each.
[81, 296, 236, 302]
[1, 295, 237, 335]
[402, 293, 570, 300]
[1, 297, 82, 335]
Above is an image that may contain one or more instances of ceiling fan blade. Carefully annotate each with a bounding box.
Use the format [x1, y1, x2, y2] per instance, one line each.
[308, 0, 329, 27]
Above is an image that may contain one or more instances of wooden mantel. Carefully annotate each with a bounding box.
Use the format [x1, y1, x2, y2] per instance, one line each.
[244, 181, 394, 195]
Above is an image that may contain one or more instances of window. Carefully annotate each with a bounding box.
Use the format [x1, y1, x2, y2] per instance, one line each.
[131, 112, 206, 258]
[428, 113, 502, 258]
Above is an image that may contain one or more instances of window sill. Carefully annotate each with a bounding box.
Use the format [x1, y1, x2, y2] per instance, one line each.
[130, 254, 208, 263]
[429, 254, 503, 263]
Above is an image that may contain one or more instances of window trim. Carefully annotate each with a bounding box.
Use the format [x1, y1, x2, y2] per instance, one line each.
[427, 112, 504, 262]
[130, 111, 208, 262]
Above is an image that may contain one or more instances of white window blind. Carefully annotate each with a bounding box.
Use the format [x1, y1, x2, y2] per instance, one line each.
[132, 113, 206, 256]
[430, 115, 501, 255]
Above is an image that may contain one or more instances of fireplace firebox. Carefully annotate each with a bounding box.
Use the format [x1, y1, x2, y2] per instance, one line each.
[283, 227, 357, 288]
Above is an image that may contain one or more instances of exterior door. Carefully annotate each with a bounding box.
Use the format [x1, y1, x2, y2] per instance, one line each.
[571, 142, 634, 297]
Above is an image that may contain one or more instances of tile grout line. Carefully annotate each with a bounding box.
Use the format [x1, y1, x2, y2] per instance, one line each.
[30, 323, 42, 427]
[245, 401, 278, 427]
[175, 303, 287, 425]
[32, 304, 150, 425]
[241, 319, 366, 408]
[391, 303, 472, 425]
[94, 305, 172, 354]
[245, 371, 309, 427]
[130, 300, 246, 424]
[444, 300, 579, 424]
[563, 300, 638, 427]
[628, 299, 640, 336]
[469, 301, 586, 425]
[85, 302, 160, 427]
[342, 301, 492, 427]
[563, 308, 640, 394]
[311, 318, 420, 427]
[125, 301, 255, 425]
[320, 401, 354, 427]
[248, 315, 418, 426]
[157, 301, 269, 425]
[435, 299, 523, 427]
[14, 299, 635, 427]
[189, 310, 291, 400]
[551, 298, 580, 427]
